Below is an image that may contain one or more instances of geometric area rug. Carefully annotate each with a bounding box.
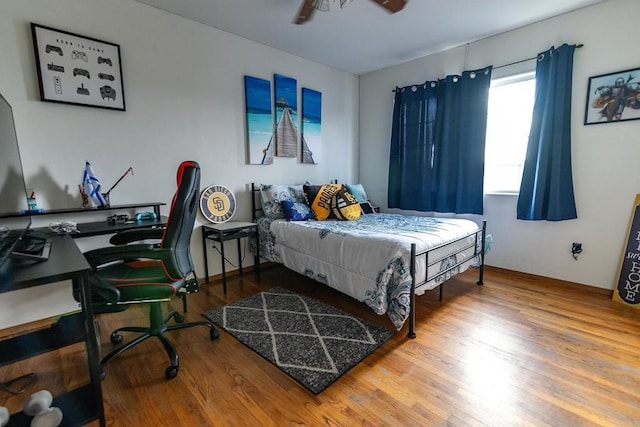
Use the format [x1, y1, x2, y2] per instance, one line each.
[202, 287, 393, 394]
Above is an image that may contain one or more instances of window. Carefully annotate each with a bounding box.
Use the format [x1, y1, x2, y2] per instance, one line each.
[484, 72, 536, 194]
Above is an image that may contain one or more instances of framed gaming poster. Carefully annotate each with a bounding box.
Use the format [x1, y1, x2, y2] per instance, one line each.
[31, 23, 126, 111]
[614, 193, 640, 310]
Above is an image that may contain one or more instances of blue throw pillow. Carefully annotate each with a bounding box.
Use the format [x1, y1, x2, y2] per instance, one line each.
[281, 200, 316, 221]
[346, 183, 368, 203]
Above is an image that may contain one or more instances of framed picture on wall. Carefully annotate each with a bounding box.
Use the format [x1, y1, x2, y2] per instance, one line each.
[584, 67, 640, 125]
[31, 23, 126, 111]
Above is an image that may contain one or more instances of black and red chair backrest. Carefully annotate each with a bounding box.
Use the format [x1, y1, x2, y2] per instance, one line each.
[159, 160, 200, 280]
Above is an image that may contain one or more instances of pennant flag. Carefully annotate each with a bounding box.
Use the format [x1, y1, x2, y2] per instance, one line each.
[83, 161, 106, 207]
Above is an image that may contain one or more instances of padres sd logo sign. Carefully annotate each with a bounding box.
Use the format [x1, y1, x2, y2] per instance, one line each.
[199, 185, 236, 223]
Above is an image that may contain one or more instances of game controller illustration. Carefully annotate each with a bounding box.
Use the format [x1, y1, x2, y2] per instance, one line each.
[98, 73, 115, 81]
[54, 76, 62, 94]
[97, 56, 112, 66]
[45, 44, 63, 55]
[71, 50, 88, 62]
[77, 84, 89, 96]
[100, 85, 116, 101]
[47, 63, 64, 73]
[73, 68, 90, 79]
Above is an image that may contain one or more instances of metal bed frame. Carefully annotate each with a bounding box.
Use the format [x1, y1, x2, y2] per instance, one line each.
[250, 183, 486, 338]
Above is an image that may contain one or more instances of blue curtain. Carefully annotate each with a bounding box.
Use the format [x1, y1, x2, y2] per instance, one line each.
[517, 44, 577, 221]
[388, 67, 492, 214]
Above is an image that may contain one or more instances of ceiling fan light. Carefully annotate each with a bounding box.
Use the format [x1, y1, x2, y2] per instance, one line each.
[313, 0, 330, 12]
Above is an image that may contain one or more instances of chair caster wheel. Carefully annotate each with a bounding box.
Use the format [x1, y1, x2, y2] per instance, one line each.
[110, 332, 123, 344]
[165, 366, 178, 379]
[210, 328, 219, 340]
[173, 313, 184, 323]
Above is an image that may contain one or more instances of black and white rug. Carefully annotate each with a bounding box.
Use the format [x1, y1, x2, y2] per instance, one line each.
[202, 287, 393, 394]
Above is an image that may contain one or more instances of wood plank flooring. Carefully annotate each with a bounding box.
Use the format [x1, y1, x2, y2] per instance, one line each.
[1, 265, 639, 426]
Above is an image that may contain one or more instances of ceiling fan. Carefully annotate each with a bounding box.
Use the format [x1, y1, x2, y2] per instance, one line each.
[295, 0, 408, 25]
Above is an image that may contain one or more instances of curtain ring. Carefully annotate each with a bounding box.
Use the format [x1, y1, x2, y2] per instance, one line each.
[430, 81, 436, 88]
[453, 76, 459, 82]
[537, 53, 545, 61]
[470, 72, 476, 79]
[411, 85, 417, 92]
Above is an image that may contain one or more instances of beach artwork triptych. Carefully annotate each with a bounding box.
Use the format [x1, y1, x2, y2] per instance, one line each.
[244, 74, 321, 165]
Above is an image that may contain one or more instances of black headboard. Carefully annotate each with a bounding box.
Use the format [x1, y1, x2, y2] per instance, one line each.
[251, 183, 263, 222]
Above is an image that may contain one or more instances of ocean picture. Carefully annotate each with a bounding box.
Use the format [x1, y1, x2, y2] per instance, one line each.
[301, 88, 321, 164]
[274, 74, 298, 157]
[244, 75, 273, 165]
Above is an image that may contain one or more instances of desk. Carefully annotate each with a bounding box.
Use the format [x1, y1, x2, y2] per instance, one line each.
[0, 235, 105, 427]
[201, 222, 260, 294]
[1, 202, 166, 239]
[34, 216, 167, 239]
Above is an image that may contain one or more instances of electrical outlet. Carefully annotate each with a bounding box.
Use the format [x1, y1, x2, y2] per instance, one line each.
[571, 242, 582, 260]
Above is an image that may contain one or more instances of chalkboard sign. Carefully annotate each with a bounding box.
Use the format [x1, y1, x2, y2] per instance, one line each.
[615, 194, 640, 309]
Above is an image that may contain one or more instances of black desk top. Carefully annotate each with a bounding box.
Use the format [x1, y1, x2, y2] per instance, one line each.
[1, 215, 166, 291]
[40, 216, 168, 238]
[0, 234, 90, 292]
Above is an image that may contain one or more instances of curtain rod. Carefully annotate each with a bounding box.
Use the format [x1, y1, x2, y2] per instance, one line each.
[392, 43, 584, 92]
[493, 43, 583, 70]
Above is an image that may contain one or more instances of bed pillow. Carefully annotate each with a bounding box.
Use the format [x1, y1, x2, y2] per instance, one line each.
[303, 184, 360, 221]
[281, 200, 316, 221]
[332, 186, 361, 221]
[346, 183, 369, 203]
[360, 201, 376, 215]
[259, 184, 306, 219]
[303, 184, 338, 220]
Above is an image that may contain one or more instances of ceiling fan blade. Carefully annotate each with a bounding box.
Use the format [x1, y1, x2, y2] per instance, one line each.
[370, 0, 407, 13]
[295, 0, 316, 24]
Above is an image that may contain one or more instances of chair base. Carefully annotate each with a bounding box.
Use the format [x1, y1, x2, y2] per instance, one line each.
[99, 302, 219, 379]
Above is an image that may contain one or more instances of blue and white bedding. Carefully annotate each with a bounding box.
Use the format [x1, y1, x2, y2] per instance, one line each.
[256, 213, 482, 330]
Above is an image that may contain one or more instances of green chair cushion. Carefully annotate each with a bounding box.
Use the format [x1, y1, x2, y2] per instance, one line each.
[91, 260, 182, 302]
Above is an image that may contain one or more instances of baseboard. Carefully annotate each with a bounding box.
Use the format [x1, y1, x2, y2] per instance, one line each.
[198, 262, 613, 298]
[0, 314, 68, 340]
[200, 262, 276, 284]
[483, 265, 613, 296]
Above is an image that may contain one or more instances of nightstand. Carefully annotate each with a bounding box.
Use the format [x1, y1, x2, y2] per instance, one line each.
[201, 221, 260, 294]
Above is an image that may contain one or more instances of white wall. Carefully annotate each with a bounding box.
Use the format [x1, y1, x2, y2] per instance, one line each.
[360, 0, 639, 290]
[0, 0, 359, 328]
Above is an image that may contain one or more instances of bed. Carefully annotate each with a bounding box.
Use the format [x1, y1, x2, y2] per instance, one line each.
[251, 183, 486, 338]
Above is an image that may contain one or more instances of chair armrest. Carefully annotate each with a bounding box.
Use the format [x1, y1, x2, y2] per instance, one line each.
[109, 228, 165, 245]
[93, 276, 121, 303]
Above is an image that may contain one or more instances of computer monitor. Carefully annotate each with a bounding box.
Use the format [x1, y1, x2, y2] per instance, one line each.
[0, 93, 33, 281]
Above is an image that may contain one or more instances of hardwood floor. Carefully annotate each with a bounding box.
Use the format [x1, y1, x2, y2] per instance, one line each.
[2, 265, 639, 426]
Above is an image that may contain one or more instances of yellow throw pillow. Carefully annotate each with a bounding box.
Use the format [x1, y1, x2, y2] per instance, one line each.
[331, 186, 361, 221]
[303, 184, 341, 220]
[303, 184, 361, 221]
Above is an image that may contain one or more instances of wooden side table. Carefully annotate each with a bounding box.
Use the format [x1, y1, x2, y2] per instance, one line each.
[201, 221, 260, 294]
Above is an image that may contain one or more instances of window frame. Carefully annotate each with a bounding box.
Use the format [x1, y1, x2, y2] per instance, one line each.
[483, 71, 536, 196]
